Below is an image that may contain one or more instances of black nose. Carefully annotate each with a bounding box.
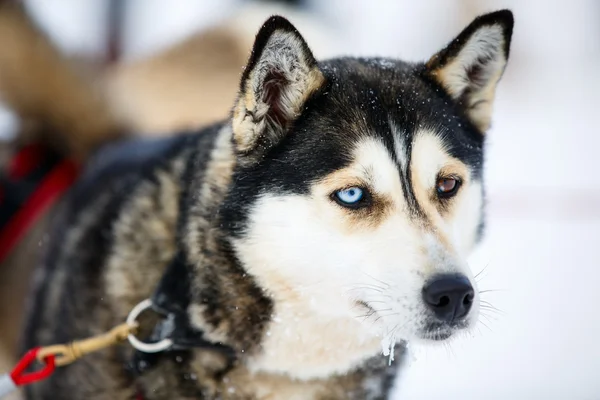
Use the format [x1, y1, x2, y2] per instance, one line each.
[422, 274, 474, 323]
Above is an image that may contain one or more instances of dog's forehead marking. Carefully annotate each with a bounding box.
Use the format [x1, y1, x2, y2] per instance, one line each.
[389, 120, 423, 217]
[389, 121, 408, 172]
[352, 137, 403, 198]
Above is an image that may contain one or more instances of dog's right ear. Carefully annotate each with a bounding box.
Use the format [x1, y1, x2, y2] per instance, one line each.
[232, 16, 325, 157]
[425, 10, 514, 133]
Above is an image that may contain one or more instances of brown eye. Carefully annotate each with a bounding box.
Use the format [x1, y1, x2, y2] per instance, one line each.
[436, 177, 460, 198]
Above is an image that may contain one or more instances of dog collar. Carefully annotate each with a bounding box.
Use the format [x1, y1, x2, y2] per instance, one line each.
[129, 253, 236, 377]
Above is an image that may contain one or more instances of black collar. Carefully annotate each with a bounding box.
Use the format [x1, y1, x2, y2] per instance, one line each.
[129, 253, 236, 375]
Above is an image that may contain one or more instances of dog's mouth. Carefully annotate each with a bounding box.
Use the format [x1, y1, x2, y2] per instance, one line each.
[421, 329, 453, 341]
[420, 321, 468, 341]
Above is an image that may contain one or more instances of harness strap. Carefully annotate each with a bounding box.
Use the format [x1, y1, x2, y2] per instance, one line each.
[0, 144, 79, 263]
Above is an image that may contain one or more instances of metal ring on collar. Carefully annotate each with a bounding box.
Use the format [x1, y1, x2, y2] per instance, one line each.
[126, 299, 173, 353]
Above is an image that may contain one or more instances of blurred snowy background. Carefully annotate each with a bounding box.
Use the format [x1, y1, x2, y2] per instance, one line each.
[1, 0, 599, 398]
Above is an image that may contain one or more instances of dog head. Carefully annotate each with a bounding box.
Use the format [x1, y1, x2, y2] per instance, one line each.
[224, 11, 513, 350]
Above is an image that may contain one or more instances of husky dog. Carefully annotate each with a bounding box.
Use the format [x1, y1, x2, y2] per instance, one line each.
[23, 10, 514, 400]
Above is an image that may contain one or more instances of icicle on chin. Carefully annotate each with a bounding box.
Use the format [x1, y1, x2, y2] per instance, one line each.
[380, 332, 397, 366]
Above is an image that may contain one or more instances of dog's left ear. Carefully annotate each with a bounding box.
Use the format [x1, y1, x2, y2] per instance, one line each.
[426, 10, 514, 132]
[232, 16, 325, 156]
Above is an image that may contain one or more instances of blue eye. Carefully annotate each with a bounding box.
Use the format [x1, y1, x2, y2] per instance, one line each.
[335, 187, 364, 206]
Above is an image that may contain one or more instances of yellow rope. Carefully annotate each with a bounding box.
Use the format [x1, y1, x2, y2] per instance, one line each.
[36, 322, 138, 367]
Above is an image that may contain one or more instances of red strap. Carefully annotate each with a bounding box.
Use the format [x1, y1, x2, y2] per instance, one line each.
[10, 348, 55, 386]
[0, 158, 79, 262]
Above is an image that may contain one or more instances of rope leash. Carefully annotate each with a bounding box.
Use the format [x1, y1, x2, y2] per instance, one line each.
[0, 299, 166, 398]
[36, 322, 136, 368]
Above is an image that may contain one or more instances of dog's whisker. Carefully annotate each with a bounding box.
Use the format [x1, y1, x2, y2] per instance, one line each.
[479, 301, 505, 314]
[344, 284, 386, 293]
[355, 310, 377, 320]
[479, 302, 504, 311]
[370, 308, 393, 313]
[479, 312, 500, 323]
[479, 307, 505, 317]
[478, 289, 507, 294]
[345, 288, 383, 296]
[373, 312, 400, 323]
[479, 305, 505, 314]
[389, 315, 417, 336]
[479, 300, 501, 308]
[358, 269, 390, 289]
[372, 311, 401, 324]
[479, 299, 500, 305]
[478, 319, 493, 333]
[442, 337, 457, 360]
[476, 325, 485, 338]
[474, 263, 490, 280]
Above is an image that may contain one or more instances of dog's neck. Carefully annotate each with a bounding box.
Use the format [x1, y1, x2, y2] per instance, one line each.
[175, 125, 274, 355]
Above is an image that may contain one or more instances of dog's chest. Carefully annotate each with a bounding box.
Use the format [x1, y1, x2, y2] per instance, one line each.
[244, 300, 382, 381]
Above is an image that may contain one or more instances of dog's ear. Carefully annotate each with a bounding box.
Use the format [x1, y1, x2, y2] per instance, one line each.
[425, 10, 514, 132]
[232, 16, 325, 156]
